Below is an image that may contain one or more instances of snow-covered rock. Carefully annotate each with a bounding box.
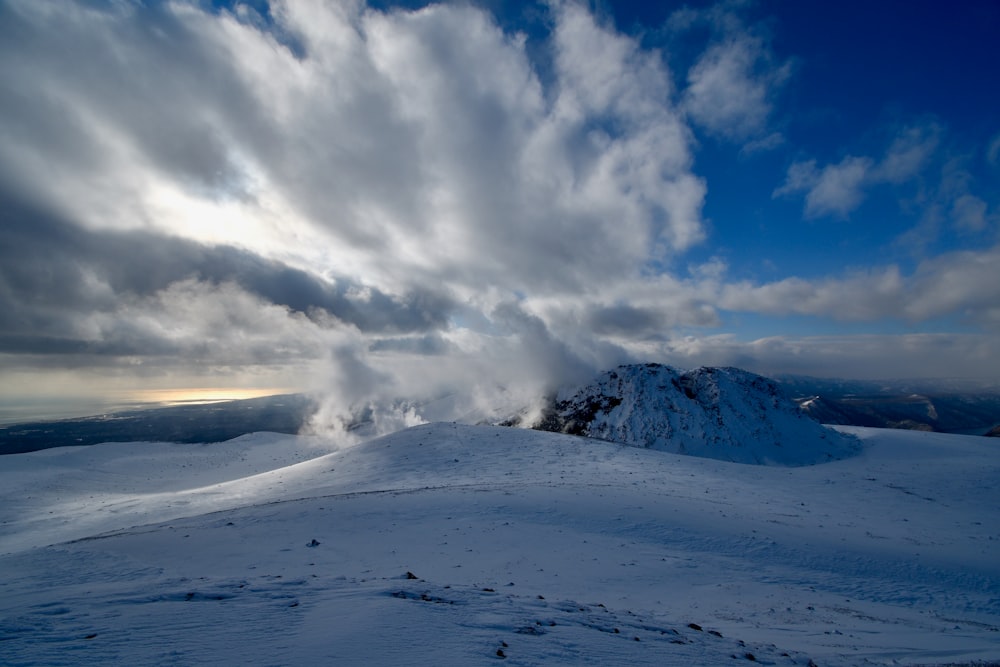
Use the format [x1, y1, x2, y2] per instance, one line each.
[531, 364, 860, 465]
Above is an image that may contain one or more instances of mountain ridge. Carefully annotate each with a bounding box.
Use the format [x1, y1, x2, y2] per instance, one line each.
[521, 363, 860, 466]
[777, 375, 1000, 435]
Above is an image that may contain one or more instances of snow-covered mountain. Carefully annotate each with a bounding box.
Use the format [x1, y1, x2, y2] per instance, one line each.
[523, 364, 859, 465]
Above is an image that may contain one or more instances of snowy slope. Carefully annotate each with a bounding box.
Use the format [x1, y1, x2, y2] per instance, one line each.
[1, 423, 998, 666]
[532, 364, 860, 465]
[0, 432, 340, 555]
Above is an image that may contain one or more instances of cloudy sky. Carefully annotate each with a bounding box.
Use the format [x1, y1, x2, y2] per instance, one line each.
[1, 0, 999, 418]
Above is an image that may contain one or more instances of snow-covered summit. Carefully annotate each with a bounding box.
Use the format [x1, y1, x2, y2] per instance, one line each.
[530, 364, 860, 465]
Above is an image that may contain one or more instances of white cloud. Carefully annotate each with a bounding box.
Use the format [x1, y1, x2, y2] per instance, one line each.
[905, 247, 1000, 326]
[717, 244, 1000, 329]
[936, 161, 999, 236]
[897, 155, 998, 250]
[671, 2, 791, 148]
[683, 36, 789, 142]
[774, 123, 940, 219]
[803, 156, 873, 218]
[987, 132, 1000, 165]
[719, 266, 904, 320]
[740, 131, 784, 155]
[657, 332, 1000, 381]
[950, 194, 989, 232]
[774, 156, 872, 218]
[872, 124, 940, 184]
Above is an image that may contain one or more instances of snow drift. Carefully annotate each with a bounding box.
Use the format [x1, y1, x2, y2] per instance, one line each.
[2, 423, 998, 666]
[528, 364, 860, 465]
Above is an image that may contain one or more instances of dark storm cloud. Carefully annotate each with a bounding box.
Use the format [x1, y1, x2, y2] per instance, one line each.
[585, 304, 665, 338]
[368, 334, 451, 355]
[0, 190, 454, 359]
[489, 301, 595, 390]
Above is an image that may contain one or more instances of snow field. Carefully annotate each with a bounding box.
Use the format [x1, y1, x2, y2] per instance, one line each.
[1, 423, 998, 665]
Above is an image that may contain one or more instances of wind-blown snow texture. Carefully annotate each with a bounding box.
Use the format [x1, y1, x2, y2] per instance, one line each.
[2, 422, 998, 666]
[533, 364, 860, 465]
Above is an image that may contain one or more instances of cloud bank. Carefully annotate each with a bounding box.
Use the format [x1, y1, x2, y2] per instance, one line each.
[1, 0, 998, 436]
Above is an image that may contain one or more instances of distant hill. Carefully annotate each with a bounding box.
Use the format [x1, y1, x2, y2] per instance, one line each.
[0, 394, 316, 455]
[520, 364, 860, 466]
[774, 375, 1000, 436]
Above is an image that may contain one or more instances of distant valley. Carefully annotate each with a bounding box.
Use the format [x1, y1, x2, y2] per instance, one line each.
[778, 374, 1000, 436]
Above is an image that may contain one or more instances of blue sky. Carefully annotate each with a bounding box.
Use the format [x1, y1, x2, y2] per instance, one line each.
[0, 0, 998, 414]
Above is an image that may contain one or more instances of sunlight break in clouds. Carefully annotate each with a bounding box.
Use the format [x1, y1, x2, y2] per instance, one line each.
[0, 0, 710, 436]
[0, 0, 705, 302]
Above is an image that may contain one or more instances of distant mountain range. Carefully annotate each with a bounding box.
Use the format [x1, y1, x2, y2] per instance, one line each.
[2, 366, 998, 455]
[0, 394, 316, 455]
[774, 374, 1000, 436]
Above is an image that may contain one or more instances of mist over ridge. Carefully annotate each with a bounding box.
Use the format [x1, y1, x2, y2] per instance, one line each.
[4, 362, 999, 457]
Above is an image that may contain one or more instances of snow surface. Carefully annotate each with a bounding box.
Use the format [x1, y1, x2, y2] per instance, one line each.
[540, 365, 860, 465]
[1, 423, 998, 665]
